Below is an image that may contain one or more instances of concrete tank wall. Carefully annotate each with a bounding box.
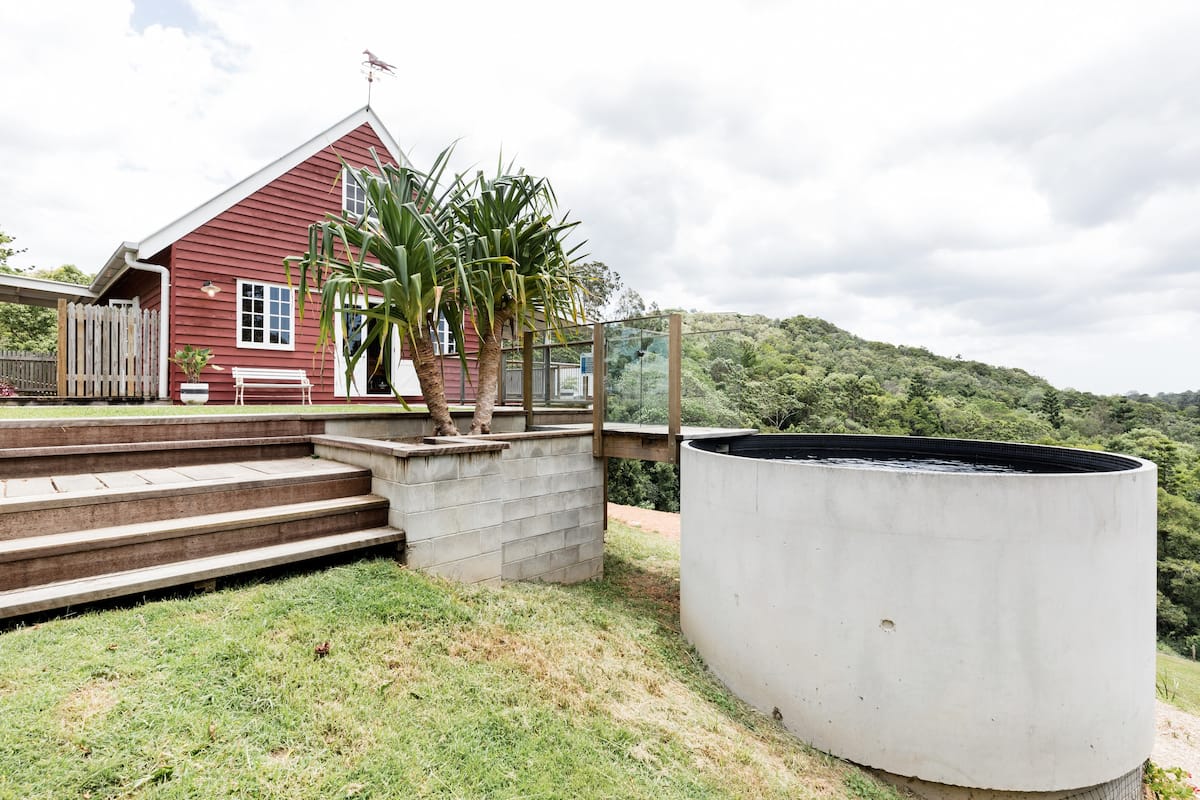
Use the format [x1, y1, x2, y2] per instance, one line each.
[679, 436, 1157, 792]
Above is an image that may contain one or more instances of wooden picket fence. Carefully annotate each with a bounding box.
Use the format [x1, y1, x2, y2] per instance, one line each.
[0, 350, 57, 395]
[57, 301, 160, 398]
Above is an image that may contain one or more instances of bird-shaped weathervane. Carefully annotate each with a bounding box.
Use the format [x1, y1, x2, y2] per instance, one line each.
[361, 48, 395, 107]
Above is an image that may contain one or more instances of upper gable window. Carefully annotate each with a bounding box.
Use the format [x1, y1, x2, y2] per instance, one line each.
[342, 167, 376, 222]
[237, 280, 294, 351]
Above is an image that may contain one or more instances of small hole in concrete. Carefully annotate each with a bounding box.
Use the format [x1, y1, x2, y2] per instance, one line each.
[879, 619, 895, 631]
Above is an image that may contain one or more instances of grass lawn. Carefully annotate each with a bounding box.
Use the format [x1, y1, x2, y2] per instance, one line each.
[0, 523, 892, 800]
[1158, 650, 1200, 716]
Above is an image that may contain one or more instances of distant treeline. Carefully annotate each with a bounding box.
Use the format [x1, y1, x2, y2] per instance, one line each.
[606, 312, 1200, 645]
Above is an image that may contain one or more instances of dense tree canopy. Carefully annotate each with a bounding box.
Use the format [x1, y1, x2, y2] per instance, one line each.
[607, 311, 1200, 643]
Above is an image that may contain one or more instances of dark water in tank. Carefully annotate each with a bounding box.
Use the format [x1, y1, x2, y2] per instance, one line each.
[771, 455, 1034, 473]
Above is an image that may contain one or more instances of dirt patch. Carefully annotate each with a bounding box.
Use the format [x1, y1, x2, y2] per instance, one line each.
[1155, 700, 1200, 778]
[56, 677, 119, 733]
[608, 503, 680, 540]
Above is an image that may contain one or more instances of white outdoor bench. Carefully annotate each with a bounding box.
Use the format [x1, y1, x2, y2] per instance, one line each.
[231, 367, 313, 405]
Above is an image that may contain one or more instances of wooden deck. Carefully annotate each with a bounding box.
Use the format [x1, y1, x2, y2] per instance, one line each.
[597, 424, 756, 463]
[0, 457, 352, 500]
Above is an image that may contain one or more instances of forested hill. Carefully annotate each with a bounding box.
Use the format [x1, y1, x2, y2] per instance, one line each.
[607, 311, 1200, 646]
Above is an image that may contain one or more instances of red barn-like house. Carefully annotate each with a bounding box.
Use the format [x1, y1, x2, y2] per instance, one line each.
[89, 107, 479, 405]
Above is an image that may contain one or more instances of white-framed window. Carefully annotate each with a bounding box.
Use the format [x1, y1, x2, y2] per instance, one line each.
[433, 313, 456, 356]
[108, 298, 136, 308]
[342, 167, 377, 222]
[237, 280, 294, 350]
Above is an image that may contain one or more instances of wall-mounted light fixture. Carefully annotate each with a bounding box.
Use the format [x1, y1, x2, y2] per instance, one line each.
[200, 280, 221, 298]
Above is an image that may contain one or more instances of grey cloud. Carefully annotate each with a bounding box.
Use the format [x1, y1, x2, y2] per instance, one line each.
[940, 20, 1200, 227]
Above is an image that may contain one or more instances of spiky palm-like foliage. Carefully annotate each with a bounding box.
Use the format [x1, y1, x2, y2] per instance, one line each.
[451, 169, 585, 433]
[286, 148, 468, 435]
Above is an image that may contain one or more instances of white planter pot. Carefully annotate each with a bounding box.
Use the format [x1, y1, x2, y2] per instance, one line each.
[180, 382, 210, 405]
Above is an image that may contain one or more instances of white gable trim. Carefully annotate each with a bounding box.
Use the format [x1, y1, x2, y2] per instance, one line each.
[134, 106, 407, 263]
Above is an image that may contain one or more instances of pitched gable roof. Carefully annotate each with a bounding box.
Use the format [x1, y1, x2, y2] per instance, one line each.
[91, 106, 407, 295]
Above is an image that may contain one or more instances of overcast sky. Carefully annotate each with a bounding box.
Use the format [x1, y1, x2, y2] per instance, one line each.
[2, 1, 1197, 395]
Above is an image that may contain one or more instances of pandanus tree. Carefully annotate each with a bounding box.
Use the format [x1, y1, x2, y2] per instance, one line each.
[286, 149, 469, 436]
[451, 169, 586, 434]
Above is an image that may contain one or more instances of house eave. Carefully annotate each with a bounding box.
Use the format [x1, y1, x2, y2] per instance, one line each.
[0, 274, 97, 308]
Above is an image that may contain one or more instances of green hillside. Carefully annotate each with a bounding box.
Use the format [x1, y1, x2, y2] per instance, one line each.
[607, 312, 1200, 645]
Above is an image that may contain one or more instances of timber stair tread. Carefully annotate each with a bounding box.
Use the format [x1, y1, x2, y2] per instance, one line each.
[0, 494, 389, 563]
[0, 435, 312, 460]
[0, 527, 406, 620]
[0, 457, 367, 509]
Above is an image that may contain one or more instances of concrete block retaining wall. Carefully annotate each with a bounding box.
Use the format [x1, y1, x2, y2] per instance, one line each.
[311, 429, 603, 587]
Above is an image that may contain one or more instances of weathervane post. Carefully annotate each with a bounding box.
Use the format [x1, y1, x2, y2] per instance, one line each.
[361, 48, 396, 108]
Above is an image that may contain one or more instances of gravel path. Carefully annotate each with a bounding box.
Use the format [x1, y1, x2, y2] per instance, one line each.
[607, 503, 680, 540]
[609, 503, 1200, 779]
[1155, 700, 1200, 777]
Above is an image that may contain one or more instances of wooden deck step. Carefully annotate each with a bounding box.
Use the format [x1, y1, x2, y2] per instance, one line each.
[0, 527, 405, 620]
[0, 458, 373, 538]
[0, 495, 390, 590]
[0, 436, 315, 478]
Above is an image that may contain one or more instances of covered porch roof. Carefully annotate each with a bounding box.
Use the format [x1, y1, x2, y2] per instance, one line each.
[0, 273, 96, 308]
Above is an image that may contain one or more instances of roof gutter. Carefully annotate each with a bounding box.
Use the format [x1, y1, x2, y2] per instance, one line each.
[123, 253, 170, 400]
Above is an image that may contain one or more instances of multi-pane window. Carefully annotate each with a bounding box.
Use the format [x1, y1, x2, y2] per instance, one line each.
[434, 314, 456, 355]
[237, 281, 293, 350]
[342, 167, 375, 221]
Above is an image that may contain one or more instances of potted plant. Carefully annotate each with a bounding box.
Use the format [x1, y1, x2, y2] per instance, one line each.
[170, 345, 224, 405]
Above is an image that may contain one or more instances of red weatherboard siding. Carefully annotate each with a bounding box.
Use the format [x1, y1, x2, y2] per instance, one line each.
[162, 123, 482, 405]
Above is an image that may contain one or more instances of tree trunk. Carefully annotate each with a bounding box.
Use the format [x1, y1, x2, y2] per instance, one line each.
[469, 306, 512, 435]
[411, 334, 459, 436]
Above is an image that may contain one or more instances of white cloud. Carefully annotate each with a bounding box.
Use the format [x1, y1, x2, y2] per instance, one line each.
[1, 0, 1198, 393]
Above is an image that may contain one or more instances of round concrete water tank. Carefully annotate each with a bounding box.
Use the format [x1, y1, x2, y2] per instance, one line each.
[680, 435, 1156, 793]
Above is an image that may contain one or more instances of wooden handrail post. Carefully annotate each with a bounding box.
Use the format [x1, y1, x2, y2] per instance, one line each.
[592, 322, 605, 459]
[56, 299, 67, 398]
[522, 331, 534, 430]
[668, 313, 682, 463]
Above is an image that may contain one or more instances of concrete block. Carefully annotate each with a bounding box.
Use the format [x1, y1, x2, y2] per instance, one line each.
[549, 545, 581, 570]
[403, 507, 460, 541]
[404, 539, 437, 568]
[579, 539, 605, 561]
[579, 504, 604, 525]
[535, 491, 568, 517]
[479, 525, 502, 553]
[535, 529, 567, 556]
[450, 501, 501, 531]
[428, 550, 502, 584]
[549, 508, 581, 533]
[542, 568, 567, 583]
[433, 529, 485, 564]
[563, 557, 602, 584]
[503, 537, 539, 564]
[502, 457, 538, 479]
[550, 436, 586, 455]
[399, 482, 437, 513]
[501, 561, 521, 581]
[402, 455, 459, 484]
[520, 475, 553, 498]
[458, 453, 503, 478]
[434, 476, 485, 508]
[519, 513, 557, 539]
[503, 497, 537, 523]
[475, 577, 502, 589]
[501, 478, 523, 500]
[388, 507, 407, 530]
[565, 524, 601, 548]
[534, 455, 567, 477]
[516, 552, 554, 580]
